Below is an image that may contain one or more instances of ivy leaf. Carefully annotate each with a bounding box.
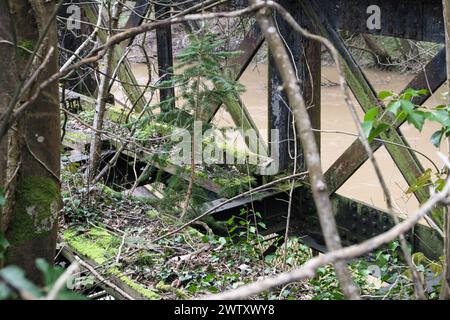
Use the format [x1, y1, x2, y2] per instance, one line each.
[396, 110, 408, 123]
[378, 91, 393, 100]
[361, 121, 374, 140]
[430, 130, 444, 148]
[368, 123, 390, 142]
[364, 107, 379, 122]
[387, 101, 401, 114]
[430, 109, 450, 127]
[401, 88, 428, 100]
[400, 99, 415, 113]
[407, 111, 425, 131]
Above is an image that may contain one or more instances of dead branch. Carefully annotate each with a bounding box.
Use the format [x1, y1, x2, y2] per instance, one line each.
[73, 255, 135, 300]
[250, 0, 359, 299]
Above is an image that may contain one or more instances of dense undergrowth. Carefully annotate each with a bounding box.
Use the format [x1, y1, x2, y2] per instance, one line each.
[52, 167, 442, 300]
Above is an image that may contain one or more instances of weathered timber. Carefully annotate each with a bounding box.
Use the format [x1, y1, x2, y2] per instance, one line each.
[269, 0, 321, 173]
[233, 0, 444, 43]
[84, 4, 147, 112]
[325, 48, 447, 194]
[124, 0, 152, 46]
[120, 148, 223, 194]
[301, 1, 442, 223]
[318, 0, 444, 43]
[60, 239, 159, 300]
[155, 2, 175, 111]
[58, 1, 97, 95]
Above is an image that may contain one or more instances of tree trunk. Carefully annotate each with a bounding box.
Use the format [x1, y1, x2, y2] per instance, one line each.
[442, 0, 450, 300]
[88, 3, 122, 181]
[0, 0, 61, 284]
[0, 0, 16, 203]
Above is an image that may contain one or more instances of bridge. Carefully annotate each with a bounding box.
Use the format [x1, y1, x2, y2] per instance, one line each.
[59, 0, 446, 261]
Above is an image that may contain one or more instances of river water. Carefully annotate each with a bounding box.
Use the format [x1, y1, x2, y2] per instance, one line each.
[124, 63, 448, 217]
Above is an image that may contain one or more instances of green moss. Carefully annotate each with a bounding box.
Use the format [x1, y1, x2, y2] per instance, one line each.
[64, 227, 161, 300]
[17, 39, 34, 59]
[160, 213, 176, 224]
[65, 131, 90, 141]
[7, 176, 60, 245]
[146, 210, 159, 219]
[135, 122, 173, 141]
[187, 227, 204, 239]
[110, 267, 161, 300]
[195, 171, 209, 179]
[101, 185, 123, 199]
[156, 281, 189, 299]
[105, 106, 129, 123]
[63, 228, 118, 264]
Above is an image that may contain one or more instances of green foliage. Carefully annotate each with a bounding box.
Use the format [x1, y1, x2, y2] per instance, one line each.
[357, 242, 445, 299]
[309, 261, 372, 300]
[139, 30, 245, 130]
[363, 88, 450, 148]
[17, 40, 35, 59]
[213, 175, 256, 198]
[0, 233, 9, 263]
[406, 168, 446, 194]
[0, 259, 85, 300]
[134, 121, 174, 141]
[362, 89, 431, 143]
[362, 88, 450, 199]
[171, 32, 245, 116]
[0, 188, 5, 207]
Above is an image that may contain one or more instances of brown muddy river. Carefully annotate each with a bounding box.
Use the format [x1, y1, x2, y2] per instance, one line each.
[123, 63, 448, 217]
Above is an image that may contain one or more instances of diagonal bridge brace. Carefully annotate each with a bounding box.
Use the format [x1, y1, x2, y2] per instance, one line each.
[300, 0, 446, 225]
[324, 49, 447, 195]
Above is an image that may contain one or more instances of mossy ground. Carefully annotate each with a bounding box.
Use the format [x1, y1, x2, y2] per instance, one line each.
[60, 170, 381, 300]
